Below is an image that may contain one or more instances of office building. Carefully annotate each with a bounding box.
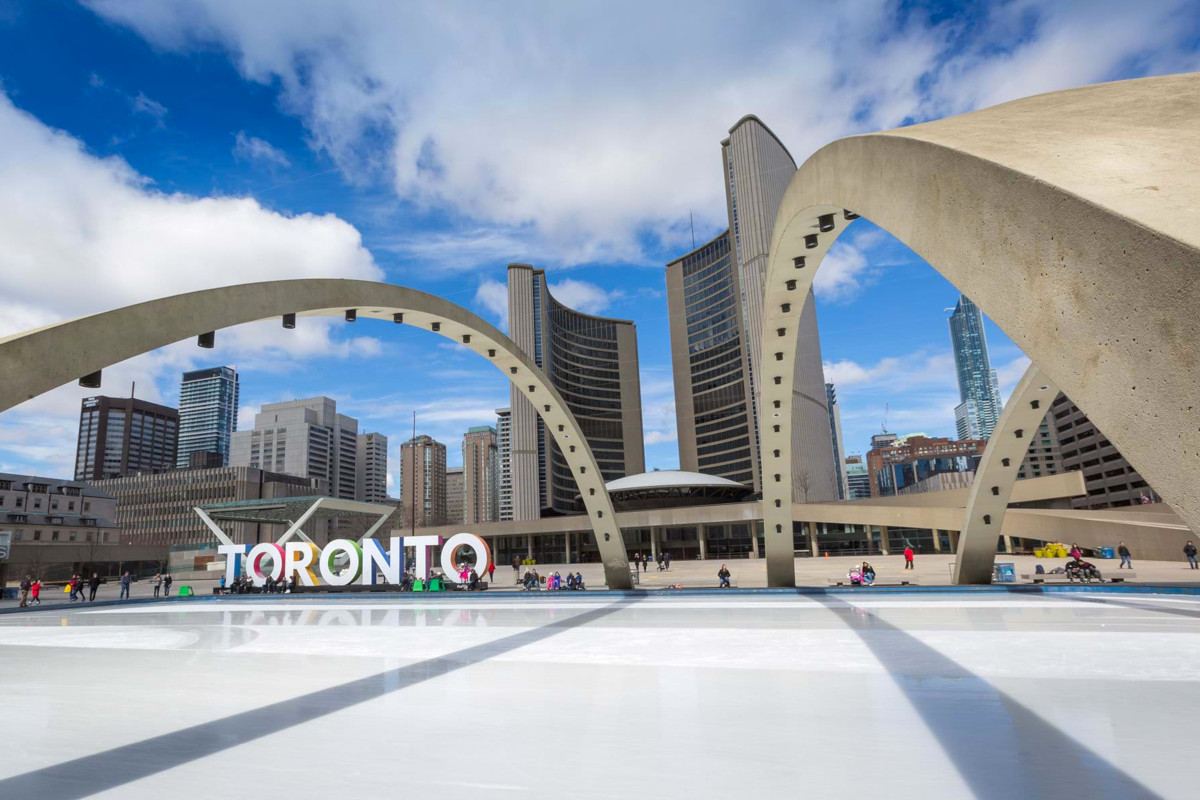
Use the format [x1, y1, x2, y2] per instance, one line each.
[844, 456, 872, 500]
[176, 366, 239, 468]
[1018, 414, 1064, 480]
[400, 435, 447, 528]
[94, 466, 320, 546]
[355, 432, 389, 503]
[496, 408, 513, 521]
[230, 397, 359, 500]
[1047, 394, 1159, 508]
[74, 396, 179, 481]
[949, 295, 1002, 440]
[463, 425, 499, 525]
[826, 384, 849, 500]
[445, 467, 465, 526]
[668, 115, 838, 501]
[508, 263, 645, 517]
[867, 434, 985, 497]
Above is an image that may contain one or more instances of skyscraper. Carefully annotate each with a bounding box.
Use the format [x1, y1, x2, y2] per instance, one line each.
[400, 435, 447, 528]
[230, 397, 359, 500]
[508, 263, 645, 517]
[948, 295, 1002, 440]
[826, 383, 849, 500]
[176, 366, 239, 468]
[445, 466, 465, 525]
[668, 115, 838, 501]
[75, 396, 178, 481]
[355, 431, 388, 503]
[462, 425, 499, 524]
[496, 407, 513, 521]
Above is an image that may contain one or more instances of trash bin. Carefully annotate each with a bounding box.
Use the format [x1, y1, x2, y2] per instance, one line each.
[993, 562, 1016, 583]
[1099, 546, 1115, 559]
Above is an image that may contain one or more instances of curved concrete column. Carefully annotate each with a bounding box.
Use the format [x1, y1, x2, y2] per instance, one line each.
[760, 73, 1200, 586]
[0, 279, 634, 589]
[954, 364, 1059, 585]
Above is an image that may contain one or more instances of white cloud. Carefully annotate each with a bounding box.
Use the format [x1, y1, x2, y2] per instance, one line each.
[82, 0, 1199, 269]
[474, 279, 508, 330]
[547, 279, 622, 316]
[130, 90, 168, 125]
[233, 130, 292, 167]
[0, 89, 384, 476]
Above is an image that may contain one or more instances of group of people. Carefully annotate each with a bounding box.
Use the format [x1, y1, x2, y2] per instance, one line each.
[521, 568, 585, 591]
[17, 570, 159, 606]
[629, 552, 672, 572]
[221, 573, 298, 594]
[67, 573, 103, 602]
[848, 562, 877, 586]
[149, 572, 173, 597]
[17, 576, 41, 607]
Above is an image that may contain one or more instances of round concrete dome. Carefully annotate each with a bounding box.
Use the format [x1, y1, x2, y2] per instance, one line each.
[583, 470, 755, 510]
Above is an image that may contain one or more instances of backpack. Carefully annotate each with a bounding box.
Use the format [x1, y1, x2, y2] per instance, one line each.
[1035, 564, 1045, 574]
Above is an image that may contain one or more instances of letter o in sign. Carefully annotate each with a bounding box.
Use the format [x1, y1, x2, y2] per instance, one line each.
[246, 542, 284, 585]
[319, 539, 362, 586]
[440, 533, 491, 583]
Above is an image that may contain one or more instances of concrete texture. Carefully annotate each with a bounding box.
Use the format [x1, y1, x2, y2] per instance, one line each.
[762, 73, 1200, 585]
[955, 364, 1060, 584]
[0, 281, 633, 589]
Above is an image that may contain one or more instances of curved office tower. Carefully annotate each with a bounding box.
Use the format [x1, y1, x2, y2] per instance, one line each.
[669, 115, 838, 501]
[667, 230, 758, 487]
[508, 264, 645, 517]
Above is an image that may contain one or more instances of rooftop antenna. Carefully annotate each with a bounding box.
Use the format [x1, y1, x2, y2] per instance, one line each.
[689, 211, 695, 250]
[882, 402, 889, 434]
[130, 381, 135, 399]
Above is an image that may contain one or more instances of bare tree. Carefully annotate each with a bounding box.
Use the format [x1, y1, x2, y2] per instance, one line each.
[797, 470, 813, 503]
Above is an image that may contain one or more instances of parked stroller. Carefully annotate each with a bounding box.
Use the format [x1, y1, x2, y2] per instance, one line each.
[1065, 558, 1103, 583]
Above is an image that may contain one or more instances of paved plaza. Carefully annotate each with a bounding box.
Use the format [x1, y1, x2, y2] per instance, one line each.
[0, 589, 1195, 798]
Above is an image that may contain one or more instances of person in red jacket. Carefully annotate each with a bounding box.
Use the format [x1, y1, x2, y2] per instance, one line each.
[904, 546, 915, 570]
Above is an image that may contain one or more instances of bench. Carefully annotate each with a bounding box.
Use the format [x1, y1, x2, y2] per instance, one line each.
[826, 576, 919, 587]
[1021, 572, 1135, 584]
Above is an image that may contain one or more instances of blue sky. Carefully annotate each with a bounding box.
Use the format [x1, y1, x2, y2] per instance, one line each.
[0, 0, 1197, 493]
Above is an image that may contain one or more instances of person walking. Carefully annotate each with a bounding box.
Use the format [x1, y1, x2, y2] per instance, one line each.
[86, 572, 100, 602]
[30, 578, 41, 605]
[18, 575, 31, 607]
[1117, 542, 1133, 570]
[151, 572, 162, 598]
[163, 573, 173, 596]
[486, 560, 495, 585]
[904, 546, 915, 570]
[68, 574, 80, 603]
[664, 551, 672, 571]
[512, 554, 522, 584]
[118, 571, 131, 600]
[1186, 541, 1199, 570]
[641, 553, 648, 573]
[657, 553, 665, 572]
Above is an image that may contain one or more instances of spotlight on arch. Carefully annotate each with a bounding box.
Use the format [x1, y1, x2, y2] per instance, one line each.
[282, 313, 296, 329]
[393, 313, 404, 324]
[197, 331, 215, 349]
[818, 214, 835, 232]
[79, 370, 102, 389]
[344, 309, 357, 322]
[804, 234, 818, 249]
[844, 209, 859, 220]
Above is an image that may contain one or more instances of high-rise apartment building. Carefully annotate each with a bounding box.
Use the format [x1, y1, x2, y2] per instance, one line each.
[826, 384, 849, 500]
[844, 456, 872, 500]
[668, 115, 838, 502]
[949, 295, 1002, 440]
[230, 397, 359, 500]
[400, 435, 447, 528]
[496, 407, 513, 521]
[355, 432, 389, 503]
[508, 263, 645, 517]
[176, 366, 239, 468]
[463, 425, 499, 525]
[1018, 414, 1063, 480]
[74, 396, 179, 481]
[445, 467, 464, 526]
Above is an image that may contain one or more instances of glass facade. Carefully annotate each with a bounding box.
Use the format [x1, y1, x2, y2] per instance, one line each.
[875, 454, 982, 496]
[177, 366, 239, 468]
[74, 396, 178, 481]
[948, 295, 1001, 439]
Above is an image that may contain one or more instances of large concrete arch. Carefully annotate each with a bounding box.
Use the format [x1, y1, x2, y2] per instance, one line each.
[760, 72, 1200, 586]
[0, 279, 634, 589]
[955, 364, 1059, 584]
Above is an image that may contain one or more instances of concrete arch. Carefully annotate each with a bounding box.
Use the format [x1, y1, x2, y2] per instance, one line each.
[0, 279, 634, 589]
[955, 364, 1059, 584]
[760, 73, 1200, 586]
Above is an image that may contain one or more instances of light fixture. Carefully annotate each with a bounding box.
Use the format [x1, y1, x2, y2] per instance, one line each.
[344, 309, 357, 322]
[818, 214, 835, 232]
[393, 313, 404, 324]
[282, 313, 296, 329]
[79, 370, 102, 389]
[197, 331, 215, 349]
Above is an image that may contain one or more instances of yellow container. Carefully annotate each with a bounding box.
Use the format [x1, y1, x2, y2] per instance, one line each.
[1034, 549, 1045, 558]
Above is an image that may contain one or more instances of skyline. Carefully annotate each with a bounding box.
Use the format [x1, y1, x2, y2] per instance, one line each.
[2, 1, 1198, 493]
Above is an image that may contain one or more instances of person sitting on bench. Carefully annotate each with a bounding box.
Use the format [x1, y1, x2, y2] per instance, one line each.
[573, 571, 585, 590]
[718, 564, 732, 588]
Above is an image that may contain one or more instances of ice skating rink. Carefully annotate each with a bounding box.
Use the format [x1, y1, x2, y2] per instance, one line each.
[0, 590, 1196, 798]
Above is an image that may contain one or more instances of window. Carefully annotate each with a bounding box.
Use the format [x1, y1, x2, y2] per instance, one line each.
[15, 497, 22, 508]
[51, 531, 59, 541]
[12, 530, 21, 540]
[32, 531, 41, 541]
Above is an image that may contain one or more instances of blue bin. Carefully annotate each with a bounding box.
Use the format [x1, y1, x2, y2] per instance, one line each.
[1099, 546, 1115, 559]
[993, 562, 1016, 583]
